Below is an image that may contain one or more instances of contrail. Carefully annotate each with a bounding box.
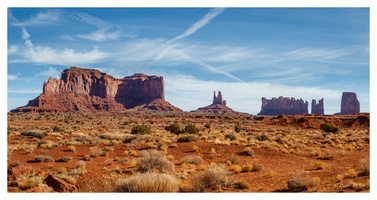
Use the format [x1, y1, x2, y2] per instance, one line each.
[154, 8, 225, 61]
[167, 8, 225, 44]
[172, 48, 245, 83]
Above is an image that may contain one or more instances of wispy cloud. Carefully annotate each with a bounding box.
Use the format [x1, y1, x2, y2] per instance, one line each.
[11, 9, 62, 27]
[10, 39, 109, 65]
[38, 67, 60, 79]
[77, 29, 136, 42]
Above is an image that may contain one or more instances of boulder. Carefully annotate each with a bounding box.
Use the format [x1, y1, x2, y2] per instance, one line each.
[44, 175, 76, 192]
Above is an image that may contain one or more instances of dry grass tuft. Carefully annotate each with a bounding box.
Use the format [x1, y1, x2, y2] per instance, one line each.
[136, 150, 174, 173]
[114, 173, 179, 192]
[192, 166, 231, 192]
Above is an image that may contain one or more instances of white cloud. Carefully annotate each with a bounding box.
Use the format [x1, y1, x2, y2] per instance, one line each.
[11, 40, 109, 65]
[21, 27, 30, 40]
[8, 89, 41, 94]
[8, 45, 19, 54]
[164, 74, 343, 114]
[8, 75, 18, 81]
[38, 67, 61, 79]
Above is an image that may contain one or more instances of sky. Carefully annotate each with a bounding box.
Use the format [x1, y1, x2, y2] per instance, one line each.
[7, 7, 370, 114]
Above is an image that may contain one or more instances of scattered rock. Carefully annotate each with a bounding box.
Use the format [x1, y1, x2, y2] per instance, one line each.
[44, 175, 76, 192]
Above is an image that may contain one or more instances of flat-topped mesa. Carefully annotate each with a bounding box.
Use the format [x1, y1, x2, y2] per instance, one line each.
[335, 92, 360, 115]
[311, 98, 324, 115]
[192, 91, 238, 114]
[11, 67, 181, 113]
[258, 96, 308, 115]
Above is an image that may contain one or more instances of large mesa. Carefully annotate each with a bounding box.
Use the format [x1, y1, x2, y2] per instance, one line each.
[258, 96, 308, 115]
[11, 67, 182, 113]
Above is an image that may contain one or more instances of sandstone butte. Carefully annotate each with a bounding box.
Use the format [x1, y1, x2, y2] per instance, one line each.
[10, 67, 182, 113]
[192, 91, 240, 114]
[311, 98, 324, 115]
[334, 92, 360, 115]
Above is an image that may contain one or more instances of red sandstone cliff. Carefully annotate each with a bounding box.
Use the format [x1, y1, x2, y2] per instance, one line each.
[311, 98, 324, 115]
[11, 67, 182, 113]
[258, 96, 308, 115]
[334, 92, 360, 115]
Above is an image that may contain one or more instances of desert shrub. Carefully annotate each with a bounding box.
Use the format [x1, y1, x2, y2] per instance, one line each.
[9, 161, 23, 168]
[204, 123, 211, 129]
[34, 155, 54, 163]
[357, 157, 370, 176]
[225, 133, 237, 141]
[83, 155, 92, 161]
[181, 155, 204, 165]
[192, 166, 231, 192]
[234, 180, 251, 190]
[53, 126, 64, 132]
[226, 155, 240, 164]
[118, 158, 129, 165]
[314, 162, 325, 170]
[68, 145, 76, 152]
[131, 125, 151, 135]
[177, 134, 199, 142]
[234, 124, 241, 133]
[90, 146, 102, 157]
[230, 165, 242, 174]
[123, 136, 137, 143]
[242, 147, 255, 156]
[241, 163, 253, 172]
[192, 145, 199, 152]
[43, 156, 54, 162]
[56, 156, 72, 162]
[165, 122, 182, 135]
[251, 163, 263, 172]
[320, 123, 340, 133]
[317, 150, 335, 160]
[183, 124, 199, 134]
[19, 176, 43, 190]
[21, 129, 47, 139]
[287, 175, 319, 192]
[136, 150, 174, 173]
[255, 133, 269, 141]
[114, 173, 179, 192]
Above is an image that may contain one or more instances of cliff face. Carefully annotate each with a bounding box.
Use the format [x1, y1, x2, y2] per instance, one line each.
[335, 92, 360, 115]
[258, 96, 308, 115]
[11, 67, 181, 113]
[311, 98, 324, 115]
[192, 91, 238, 114]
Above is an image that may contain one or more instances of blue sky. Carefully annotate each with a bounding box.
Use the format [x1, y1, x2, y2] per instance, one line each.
[7, 7, 370, 114]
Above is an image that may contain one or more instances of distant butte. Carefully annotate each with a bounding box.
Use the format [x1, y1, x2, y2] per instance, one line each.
[334, 92, 360, 115]
[11, 67, 182, 113]
[192, 91, 239, 114]
[258, 96, 308, 115]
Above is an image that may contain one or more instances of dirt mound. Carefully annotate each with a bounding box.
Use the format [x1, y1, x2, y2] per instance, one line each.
[266, 114, 369, 129]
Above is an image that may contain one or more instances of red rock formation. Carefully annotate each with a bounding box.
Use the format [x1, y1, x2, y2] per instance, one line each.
[258, 96, 308, 115]
[11, 67, 182, 113]
[192, 91, 239, 114]
[44, 175, 76, 192]
[334, 92, 360, 115]
[311, 98, 324, 114]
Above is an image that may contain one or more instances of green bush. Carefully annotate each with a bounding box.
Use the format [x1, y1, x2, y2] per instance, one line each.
[165, 122, 182, 134]
[183, 124, 199, 134]
[53, 126, 64, 132]
[320, 123, 340, 133]
[131, 125, 151, 135]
